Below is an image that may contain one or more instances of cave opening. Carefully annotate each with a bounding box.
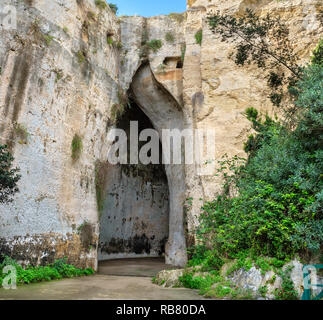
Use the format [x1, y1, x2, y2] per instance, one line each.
[98, 99, 170, 261]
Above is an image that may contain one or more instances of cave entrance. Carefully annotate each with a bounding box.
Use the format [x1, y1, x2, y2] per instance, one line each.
[99, 63, 188, 267]
[98, 100, 170, 261]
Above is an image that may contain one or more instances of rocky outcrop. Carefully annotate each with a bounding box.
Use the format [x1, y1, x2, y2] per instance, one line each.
[0, 0, 321, 268]
[154, 259, 323, 299]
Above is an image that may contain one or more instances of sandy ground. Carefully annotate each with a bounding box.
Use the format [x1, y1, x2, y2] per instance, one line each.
[0, 258, 205, 300]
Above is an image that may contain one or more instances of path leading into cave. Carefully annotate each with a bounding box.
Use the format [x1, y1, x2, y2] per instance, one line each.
[0, 258, 205, 300]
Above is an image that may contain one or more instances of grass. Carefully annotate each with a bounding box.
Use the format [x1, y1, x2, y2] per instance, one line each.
[71, 134, 83, 162]
[0, 256, 94, 286]
[43, 33, 54, 46]
[95, 0, 107, 10]
[179, 269, 254, 299]
[107, 36, 113, 46]
[195, 29, 203, 46]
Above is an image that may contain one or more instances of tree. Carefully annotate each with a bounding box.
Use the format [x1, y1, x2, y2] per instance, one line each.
[108, 3, 118, 15]
[207, 9, 303, 116]
[0, 145, 21, 204]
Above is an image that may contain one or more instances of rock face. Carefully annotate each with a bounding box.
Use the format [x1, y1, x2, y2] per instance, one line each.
[0, 0, 120, 268]
[155, 259, 323, 299]
[0, 0, 322, 268]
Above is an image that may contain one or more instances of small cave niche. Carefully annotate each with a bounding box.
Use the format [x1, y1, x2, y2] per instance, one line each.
[98, 99, 169, 260]
[163, 56, 183, 69]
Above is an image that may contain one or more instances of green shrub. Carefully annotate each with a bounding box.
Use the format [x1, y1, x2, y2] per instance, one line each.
[147, 39, 163, 53]
[188, 56, 322, 278]
[95, 0, 107, 10]
[76, 50, 86, 64]
[108, 3, 118, 14]
[165, 32, 175, 43]
[274, 266, 298, 300]
[258, 285, 268, 298]
[71, 134, 83, 162]
[311, 39, 323, 65]
[0, 257, 94, 286]
[0, 145, 20, 204]
[107, 35, 113, 45]
[195, 29, 203, 45]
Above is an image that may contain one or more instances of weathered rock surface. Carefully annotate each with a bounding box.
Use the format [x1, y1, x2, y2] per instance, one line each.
[0, 0, 321, 268]
[155, 259, 322, 299]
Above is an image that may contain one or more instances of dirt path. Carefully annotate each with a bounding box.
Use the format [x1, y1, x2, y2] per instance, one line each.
[0, 258, 205, 300]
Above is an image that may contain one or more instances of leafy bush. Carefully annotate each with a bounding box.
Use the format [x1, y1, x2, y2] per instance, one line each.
[147, 39, 163, 53]
[165, 32, 175, 43]
[108, 3, 118, 14]
[195, 29, 203, 45]
[311, 39, 323, 65]
[0, 257, 94, 286]
[71, 134, 83, 162]
[274, 266, 298, 300]
[0, 145, 21, 204]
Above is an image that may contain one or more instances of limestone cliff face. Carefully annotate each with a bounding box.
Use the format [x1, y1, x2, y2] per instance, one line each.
[0, 0, 121, 268]
[0, 0, 321, 268]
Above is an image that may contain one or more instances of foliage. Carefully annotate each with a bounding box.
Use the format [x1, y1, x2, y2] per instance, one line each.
[14, 123, 29, 144]
[165, 32, 175, 44]
[147, 39, 163, 53]
[311, 39, 323, 66]
[107, 35, 113, 46]
[76, 50, 86, 64]
[168, 13, 185, 23]
[274, 266, 298, 300]
[195, 29, 203, 46]
[258, 285, 268, 298]
[42, 33, 54, 46]
[108, 3, 118, 15]
[95, 0, 107, 10]
[0, 145, 21, 204]
[207, 9, 303, 110]
[0, 256, 94, 286]
[179, 269, 253, 299]
[187, 56, 322, 292]
[71, 134, 83, 162]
